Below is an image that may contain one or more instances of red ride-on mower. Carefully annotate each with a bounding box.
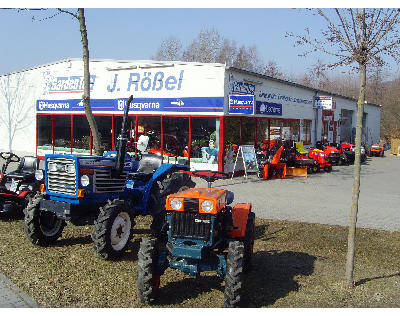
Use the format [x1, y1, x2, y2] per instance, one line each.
[370, 144, 384, 157]
[0, 152, 42, 218]
[308, 148, 332, 172]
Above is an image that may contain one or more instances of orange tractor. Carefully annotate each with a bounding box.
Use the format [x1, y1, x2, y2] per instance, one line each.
[369, 144, 384, 157]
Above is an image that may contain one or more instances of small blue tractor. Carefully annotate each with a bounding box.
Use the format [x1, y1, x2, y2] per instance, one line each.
[23, 95, 195, 260]
[136, 171, 255, 307]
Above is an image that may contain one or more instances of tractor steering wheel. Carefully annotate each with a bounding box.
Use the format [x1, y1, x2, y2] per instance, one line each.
[0, 152, 20, 163]
[192, 170, 229, 187]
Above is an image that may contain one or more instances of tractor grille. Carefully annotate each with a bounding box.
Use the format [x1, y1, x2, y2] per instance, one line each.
[94, 169, 127, 193]
[47, 157, 77, 195]
[170, 198, 211, 240]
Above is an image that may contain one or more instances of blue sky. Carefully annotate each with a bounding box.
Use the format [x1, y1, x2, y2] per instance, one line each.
[1, 5, 398, 79]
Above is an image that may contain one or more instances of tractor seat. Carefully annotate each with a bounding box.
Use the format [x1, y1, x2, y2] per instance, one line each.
[7, 156, 39, 181]
[129, 153, 163, 182]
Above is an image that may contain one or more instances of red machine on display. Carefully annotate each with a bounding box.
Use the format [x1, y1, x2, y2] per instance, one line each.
[261, 146, 286, 180]
[308, 148, 332, 172]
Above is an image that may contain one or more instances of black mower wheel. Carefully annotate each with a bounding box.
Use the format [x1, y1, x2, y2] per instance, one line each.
[224, 241, 245, 308]
[324, 165, 332, 172]
[23, 194, 66, 246]
[137, 237, 160, 304]
[92, 199, 134, 260]
[311, 164, 320, 173]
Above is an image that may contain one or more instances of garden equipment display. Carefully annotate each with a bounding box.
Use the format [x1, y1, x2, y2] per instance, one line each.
[295, 142, 309, 155]
[261, 146, 286, 179]
[23, 95, 195, 260]
[308, 148, 332, 172]
[369, 144, 384, 157]
[337, 142, 367, 163]
[284, 143, 319, 175]
[136, 170, 255, 308]
[322, 144, 341, 165]
[0, 152, 42, 217]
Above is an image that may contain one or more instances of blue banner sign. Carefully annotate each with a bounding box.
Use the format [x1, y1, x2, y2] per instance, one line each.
[37, 97, 224, 113]
[255, 101, 282, 116]
[228, 95, 254, 115]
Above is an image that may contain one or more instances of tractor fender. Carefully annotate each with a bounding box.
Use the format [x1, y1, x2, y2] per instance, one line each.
[229, 203, 252, 238]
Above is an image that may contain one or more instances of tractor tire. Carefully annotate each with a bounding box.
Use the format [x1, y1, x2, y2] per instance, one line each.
[242, 212, 255, 274]
[23, 193, 66, 246]
[224, 241, 245, 308]
[381, 150, 384, 157]
[92, 199, 134, 260]
[137, 237, 160, 304]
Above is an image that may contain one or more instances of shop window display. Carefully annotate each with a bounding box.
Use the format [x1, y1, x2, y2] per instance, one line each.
[72, 115, 90, 154]
[54, 115, 71, 154]
[115, 115, 136, 152]
[137, 116, 161, 154]
[242, 118, 256, 145]
[37, 115, 53, 157]
[256, 118, 269, 145]
[303, 120, 312, 144]
[163, 117, 189, 163]
[291, 121, 300, 142]
[95, 116, 112, 152]
[191, 117, 219, 171]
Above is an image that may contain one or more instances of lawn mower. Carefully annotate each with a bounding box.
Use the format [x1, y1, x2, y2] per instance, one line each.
[137, 170, 255, 308]
[369, 144, 384, 157]
[337, 142, 367, 164]
[0, 152, 42, 217]
[308, 148, 332, 172]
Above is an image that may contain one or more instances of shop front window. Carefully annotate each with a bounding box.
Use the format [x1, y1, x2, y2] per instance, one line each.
[114, 115, 136, 152]
[137, 116, 161, 154]
[191, 117, 218, 171]
[163, 117, 189, 163]
[291, 121, 300, 142]
[282, 121, 291, 143]
[72, 115, 90, 154]
[95, 116, 112, 152]
[256, 118, 269, 146]
[242, 117, 256, 145]
[37, 115, 53, 157]
[54, 115, 71, 154]
[303, 120, 312, 144]
[269, 119, 282, 148]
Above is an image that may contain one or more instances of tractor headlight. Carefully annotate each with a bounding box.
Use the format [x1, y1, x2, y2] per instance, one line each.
[81, 175, 90, 187]
[48, 162, 57, 172]
[201, 200, 214, 213]
[35, 170, 44, 181]
[170, 198, 182, 210]
[66, 164, 75, 174]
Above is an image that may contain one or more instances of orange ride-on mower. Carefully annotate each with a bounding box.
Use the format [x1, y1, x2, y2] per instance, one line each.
[136, 171, 255, 307]
[261, 146, 286, 179]
[370, 144, 384, 157]
[308, 148, 332, 172]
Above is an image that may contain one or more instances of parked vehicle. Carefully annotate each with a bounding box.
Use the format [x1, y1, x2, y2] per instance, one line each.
[23, 95, 195, 260]
[136, 171, 255, 307]
[0, 152, 42, 217]
[308, 148, 332, 172]
[369, 144, 384, 157]
[338, 142, 367, 163]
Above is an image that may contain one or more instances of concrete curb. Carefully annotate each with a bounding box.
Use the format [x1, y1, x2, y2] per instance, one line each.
[0, 273, 38, 308]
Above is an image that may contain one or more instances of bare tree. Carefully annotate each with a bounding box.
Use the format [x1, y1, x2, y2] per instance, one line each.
[154, 36, 183, 61]
[263, 60, 283, 79]
[57, 8, 103, 156]
[288, 8, 400, 287]
[182, 28, 222, 63]
[26, 8, 102, 155]
[0, 73, 34, 151]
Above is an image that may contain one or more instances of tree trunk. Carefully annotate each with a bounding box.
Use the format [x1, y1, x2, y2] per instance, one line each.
[78, 8, 103, 156]
[345, 61, 366, 287]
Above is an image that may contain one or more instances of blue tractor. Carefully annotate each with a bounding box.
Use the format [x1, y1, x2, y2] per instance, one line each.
[136, 171, 255, 307]
[23, 95, 195, 260]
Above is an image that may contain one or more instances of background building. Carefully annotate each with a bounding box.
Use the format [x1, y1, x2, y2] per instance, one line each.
[0, 59, 381, 172]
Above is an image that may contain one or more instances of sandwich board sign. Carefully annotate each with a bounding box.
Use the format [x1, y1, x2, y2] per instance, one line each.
[231, 145, 260, 180]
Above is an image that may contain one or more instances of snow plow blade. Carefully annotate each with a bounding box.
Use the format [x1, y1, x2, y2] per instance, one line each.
[285, 167, 308, 178]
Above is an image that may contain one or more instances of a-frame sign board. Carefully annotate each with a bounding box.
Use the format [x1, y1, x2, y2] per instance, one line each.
[231, 145, 260, 180]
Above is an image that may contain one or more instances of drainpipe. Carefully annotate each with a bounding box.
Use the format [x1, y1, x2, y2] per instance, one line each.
[313, 91, 319, 146]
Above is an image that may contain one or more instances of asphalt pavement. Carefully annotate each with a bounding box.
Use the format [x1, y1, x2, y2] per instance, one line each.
[0, 151, 398, 308]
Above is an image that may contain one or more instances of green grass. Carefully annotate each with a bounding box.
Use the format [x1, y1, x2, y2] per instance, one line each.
[0, 215, 399, 307]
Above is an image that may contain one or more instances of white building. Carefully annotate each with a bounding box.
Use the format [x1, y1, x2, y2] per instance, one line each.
[0, 59, 381, 172]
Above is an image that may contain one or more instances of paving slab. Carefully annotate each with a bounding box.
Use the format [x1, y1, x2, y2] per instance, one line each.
[0, 273, 38, 308]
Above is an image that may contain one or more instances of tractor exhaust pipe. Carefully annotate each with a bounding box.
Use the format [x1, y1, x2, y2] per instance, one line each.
[114, 95, 133, 175]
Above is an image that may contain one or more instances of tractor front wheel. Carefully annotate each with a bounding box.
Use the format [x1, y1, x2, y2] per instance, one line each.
[137, 237, 160, 304]
[224, 241, 245, 308]
[243, 212, 255, 274]
[311, 164, 320, 173]
[324, 165, 332, 172]
[92, 199, 134, 260]
[23, 194, 66, 246]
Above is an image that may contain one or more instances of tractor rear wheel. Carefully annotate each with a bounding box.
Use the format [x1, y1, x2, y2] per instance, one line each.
[224, 241, 244, 308]
[92, 199, 134, 260]
[23, 193, 65, 246]
[311, 164, 320, 173]
[137, 237, 160, 304]
[324, 165, 332, 172]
